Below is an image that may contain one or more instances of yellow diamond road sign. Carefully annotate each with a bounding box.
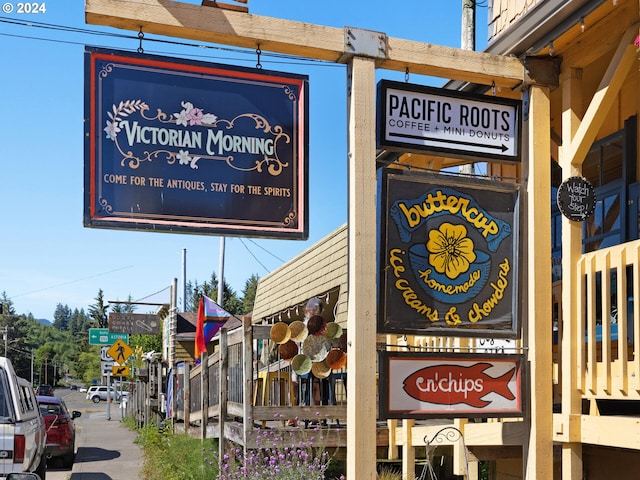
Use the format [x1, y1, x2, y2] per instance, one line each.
[107, 339, 133, 363]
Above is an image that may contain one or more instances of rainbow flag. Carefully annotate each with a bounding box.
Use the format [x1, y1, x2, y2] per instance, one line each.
[194, 296, 231, 359]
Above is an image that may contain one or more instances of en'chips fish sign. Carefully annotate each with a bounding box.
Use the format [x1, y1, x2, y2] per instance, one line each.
[377, 80, 521, 162]
[379, 352, 523, 419]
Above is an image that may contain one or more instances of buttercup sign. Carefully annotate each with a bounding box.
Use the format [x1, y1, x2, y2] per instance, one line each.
[378, 170, 520, 337]
[84, 48, 309, 239]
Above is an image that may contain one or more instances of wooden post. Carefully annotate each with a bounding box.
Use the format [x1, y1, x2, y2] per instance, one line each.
[346, 54, 378, 480]
[242, 316, 253, 459]
[184, 362, 191, 430]
[402, 419, 415, 480]
[157, 362, 163, 425]
[201, 352, 209, 439]
[523, 84, 553, 479]
[559, 67, 584, 480]
[219, 329, 228, 462]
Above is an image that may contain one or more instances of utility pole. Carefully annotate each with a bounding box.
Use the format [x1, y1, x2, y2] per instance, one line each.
[218, 237, 225, 306]
[461, 0, 475, 51]
[181, 248, 187, 311]
[3, 326, 7, 357]
[460, 0, 476, 176]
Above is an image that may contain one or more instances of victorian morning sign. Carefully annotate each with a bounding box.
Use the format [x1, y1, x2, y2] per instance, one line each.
[378, 170, 520, 337]
[84, 48, 309, 239]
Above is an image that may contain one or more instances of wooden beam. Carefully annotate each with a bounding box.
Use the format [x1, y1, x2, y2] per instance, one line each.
[525, 84, 553, 480]
[201, 0, 248, 14]
[85, 0, 524, 88]
[559, 66, 584, 480]
[346, 55, 378, 480]
[568, 24, 639, 166]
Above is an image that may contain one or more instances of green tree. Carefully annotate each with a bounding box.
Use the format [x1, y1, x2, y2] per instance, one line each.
[111, 295, 136, 314]
[241, 273, 259, 315]
[53, 303, 72, 330]
[187, 272, 244, 315]
[88, 289, 109, 328]
[34, 343, 56, 385]
[129, 333, 162, 355]
[0, 292, 15, 316]
[77, 348, 101, 385]
[69, 308, 91, 337]
[4, 314, 36, 380]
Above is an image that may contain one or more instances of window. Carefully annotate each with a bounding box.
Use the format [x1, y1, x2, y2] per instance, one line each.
[551, 115, 637, 263]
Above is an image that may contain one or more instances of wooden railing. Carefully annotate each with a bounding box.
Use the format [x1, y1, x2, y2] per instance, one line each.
[576, 240, 640, 400]
[175, 318, 347, 445]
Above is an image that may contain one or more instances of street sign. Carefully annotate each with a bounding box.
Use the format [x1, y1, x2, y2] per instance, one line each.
[101, 361, 114, 376]
[100, 346, 111, 362]
[89, 328, 129, 345]
[109, 313, 161, 335]
[107, 339, 134, 363]
[377, 80, 521, 162]
[112, 365, 131, 377]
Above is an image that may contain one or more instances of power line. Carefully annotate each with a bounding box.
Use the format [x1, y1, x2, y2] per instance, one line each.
[134, 286, 171, 303]
[246, 238, 286, 263]
[238, 238, 271, 274]
[10, 266, 134, 300]
[0, 16, 340, 68]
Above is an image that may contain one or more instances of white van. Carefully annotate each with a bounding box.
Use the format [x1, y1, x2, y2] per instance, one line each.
[85, 386, 120, 403]
[0, 357, 47, 479]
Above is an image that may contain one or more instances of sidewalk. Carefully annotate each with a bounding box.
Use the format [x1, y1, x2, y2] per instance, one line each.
[69, 407, 142, 480]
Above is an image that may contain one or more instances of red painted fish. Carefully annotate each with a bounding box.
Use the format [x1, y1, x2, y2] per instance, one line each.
[402, 362, 516, 408]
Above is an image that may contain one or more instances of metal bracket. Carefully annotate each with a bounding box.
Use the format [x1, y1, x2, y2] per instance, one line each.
[340, 27, 386, 63]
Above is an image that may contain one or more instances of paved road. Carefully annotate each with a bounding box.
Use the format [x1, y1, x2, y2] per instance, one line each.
[46, 389, 142, 480]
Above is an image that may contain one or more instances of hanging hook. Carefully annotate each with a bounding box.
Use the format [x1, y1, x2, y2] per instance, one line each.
[256, 45, 262, 69]
[491, 80, 496, 96]
[137, 27, 145, 54]
[405, 67, 410, 83]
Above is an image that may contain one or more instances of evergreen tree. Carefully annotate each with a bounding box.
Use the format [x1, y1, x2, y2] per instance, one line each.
[241, 273, 259, 315]
[88, 289, 109, 328]
[69, 308, 90, 337]
[0, 292, 15, 316]
[53, 303, 72, 331]
[111, 295, 136, 314]
[186, 272, 243, 315]
[5, 314, 36, 380]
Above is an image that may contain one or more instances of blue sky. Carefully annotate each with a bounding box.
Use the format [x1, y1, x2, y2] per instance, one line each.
[0, 1, 488, 320]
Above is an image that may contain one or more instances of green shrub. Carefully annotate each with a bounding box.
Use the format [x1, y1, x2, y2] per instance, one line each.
[134, 422, 218, 480]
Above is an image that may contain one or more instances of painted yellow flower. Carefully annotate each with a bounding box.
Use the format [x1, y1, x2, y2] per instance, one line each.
[427, 222, 476, 280]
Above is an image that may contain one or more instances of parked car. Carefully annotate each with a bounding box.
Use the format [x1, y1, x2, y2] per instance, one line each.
[35, 385, 53, 397]
[85, 386, 120, 403]
[36, 395, 80, 468]
[0, 357, 47, 479]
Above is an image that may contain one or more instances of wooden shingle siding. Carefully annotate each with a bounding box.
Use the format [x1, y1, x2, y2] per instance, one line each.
[488, 0, 544, 43]
[252, 224, 348, 325]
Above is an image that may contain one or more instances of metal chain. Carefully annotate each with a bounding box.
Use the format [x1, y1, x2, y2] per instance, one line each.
[256, 45, 262, 69]
[137, 27, 144, 54]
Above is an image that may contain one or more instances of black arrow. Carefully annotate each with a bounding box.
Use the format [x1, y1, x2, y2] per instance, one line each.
[115, 367, 127, 375]
[389, 132, 509, 153]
